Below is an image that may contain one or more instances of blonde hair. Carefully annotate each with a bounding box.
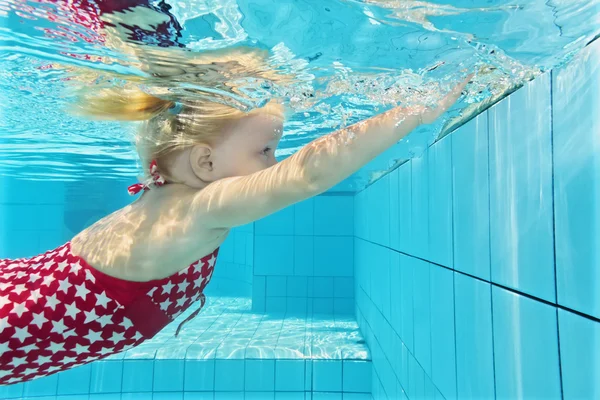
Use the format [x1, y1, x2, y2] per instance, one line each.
[75, 86, 283, 182]
[68, 44, 291, 182]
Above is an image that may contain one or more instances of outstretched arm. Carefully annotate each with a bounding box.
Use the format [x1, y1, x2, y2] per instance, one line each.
[194, 76, 471, 228]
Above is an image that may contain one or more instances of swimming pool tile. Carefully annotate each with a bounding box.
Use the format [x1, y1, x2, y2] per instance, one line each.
[305, 359, 313, 391]
[255, 235, 294, 276]
[430, 266, 457, 400]
[214, 392, 244, 400]
[314, 195, 354, 236]
[267, 296, 287, 313]
[424, 375, 436, 400]
[0, 382, 24, 399]
[389, 252, 402, 335]
[184, 360, 215, 391]
[313, 360, 342, 392]
[267, 276, 288, 297]
[233, 232, 247, 265]
[333, 298, 353, 315]
[55, 395, 90, 400]
[354, 190, 368, 240]
[313, 237, 353, 277]
[312, 392, 342, 400]
[333, 277, 354, 299]
[454, 274, 494, 399]
[412, 259, 431, 376]
[410, 355, 425, 400]
[288, 277, 309, 297]
[451, 113, 490, 280]
[123, 343, 159, 359]
[287, 297, 309, 314]
[57, 364, 92, 395]
[397, 381, 408, 400]
[295, 198, 315, 236]
[553, 42, 600, 319]
[253, 295, 266, 313]
[397, 161, 413, 254]
[255, 206, 295, 235]
[89, 394, 120, 400]
[398, 340, 409, 392]
[342, 394, 372, 400]
[313, 277, 334, 298]
[368, 175, 390, 247]
[23, 372, 58, 396]
[369, 244, 388, 318]
[246, 392, 275, 400]
[153, 360, 184, 392]
[399, 254, 415, 353]
[488, 73, 555, 302]
[559, 309, 600, 399]
[275, 360, 305, 391]
[311, 296, 337, 314]
[294, 236, 314, 276]
[492, 286, 561, 399]
[122, 393, 153, 400]
[253, 275, 266, 299]
[379, 358, 398, 399]
[89, 360, 122, 394]
[342, 361, 371, 393]
[122, 360, 154, 392]
[244, 359, 275, 391]
[183, 393, 214, 400]
[428, 135, 453, 268]
[411, 153, 429, 259]
[215, 360, 244, 391]
[389, 168, 400, 251]
[155, 344, 191, 360]
[275, 393, 306, 400]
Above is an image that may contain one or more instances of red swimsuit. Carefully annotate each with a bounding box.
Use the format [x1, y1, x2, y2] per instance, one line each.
[0, 243, 218, 385]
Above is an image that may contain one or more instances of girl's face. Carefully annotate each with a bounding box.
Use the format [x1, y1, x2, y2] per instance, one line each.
[210, 112, 284, 178]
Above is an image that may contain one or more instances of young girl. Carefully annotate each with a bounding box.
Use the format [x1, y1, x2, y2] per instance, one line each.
[0, 63, 470, 384]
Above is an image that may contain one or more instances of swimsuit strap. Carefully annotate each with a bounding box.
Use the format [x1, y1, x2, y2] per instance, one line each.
[127, 160, 167, 195]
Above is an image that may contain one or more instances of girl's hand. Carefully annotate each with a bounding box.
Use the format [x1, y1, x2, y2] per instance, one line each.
[418, 74, 473, 125]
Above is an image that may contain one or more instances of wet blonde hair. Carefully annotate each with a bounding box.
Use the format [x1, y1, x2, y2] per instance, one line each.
[71, 46, 288, 182]
[75, 86, 283, 183]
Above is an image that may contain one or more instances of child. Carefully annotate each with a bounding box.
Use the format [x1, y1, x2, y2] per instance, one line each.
[0, 53, 471, 385]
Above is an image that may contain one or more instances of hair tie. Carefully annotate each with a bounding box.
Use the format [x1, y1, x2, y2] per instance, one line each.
[168, 102, 183, 115]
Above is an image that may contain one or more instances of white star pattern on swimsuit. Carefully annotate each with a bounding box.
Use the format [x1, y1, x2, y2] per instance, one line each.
[0, 243, 219, 384]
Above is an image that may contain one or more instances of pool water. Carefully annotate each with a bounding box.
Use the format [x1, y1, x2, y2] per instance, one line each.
[1, 1, 600, 399]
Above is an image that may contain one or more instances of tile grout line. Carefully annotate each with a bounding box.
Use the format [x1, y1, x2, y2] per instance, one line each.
[487, 109, 498, 400]
[355, 236, 600, 324]
[550, 69, 565, 400]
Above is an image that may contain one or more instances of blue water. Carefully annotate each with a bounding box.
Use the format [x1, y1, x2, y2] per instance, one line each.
[1, 0, 599, 189]
[1, 1, 600, 399]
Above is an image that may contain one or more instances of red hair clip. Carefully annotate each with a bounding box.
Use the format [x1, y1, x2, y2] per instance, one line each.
[127, 160, 166, 196]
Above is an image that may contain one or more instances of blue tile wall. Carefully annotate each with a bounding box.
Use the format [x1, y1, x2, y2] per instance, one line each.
[90, 361, 123, 394]
[154, 360, 185, 392]
[451, 113, 490, 280]
[429, 266, 456, 400]
[454, 273, 495, 399]
[254, 195, 355, 314]
[410, 153, 429, 259]
[553, 41, 600, 319]
[492, 287, 561, 399]
[428, 135, 453, 268]
[559, 309, 600, 400]
[354, 40, 600, 400]
[397, 161, 412, 254]
[488, 73, 555, 302]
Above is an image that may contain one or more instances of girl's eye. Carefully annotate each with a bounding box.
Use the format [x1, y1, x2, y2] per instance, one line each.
[261, 147, 272, 155]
